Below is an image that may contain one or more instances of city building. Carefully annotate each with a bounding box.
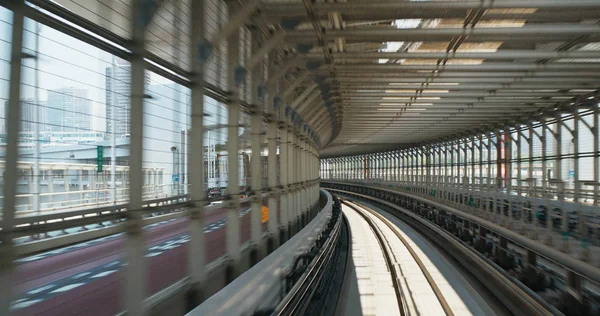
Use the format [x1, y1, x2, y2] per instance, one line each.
[46, 87, 92, 133]
[105, 60, 150, 137]
[2, 98, 43, 133]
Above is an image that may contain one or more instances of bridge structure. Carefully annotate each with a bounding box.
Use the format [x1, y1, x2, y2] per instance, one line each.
[1, 1, 599, 315]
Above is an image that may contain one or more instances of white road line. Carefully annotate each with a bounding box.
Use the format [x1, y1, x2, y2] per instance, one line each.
[11, 299, 44, 310]
[72, 272, 91, 279]
[27, 284, 56, 295]
[105, 261, 120, 268]
[145, 252, 162, 257]
[90, 270, 117, 278]
[50, 283, 86, 293]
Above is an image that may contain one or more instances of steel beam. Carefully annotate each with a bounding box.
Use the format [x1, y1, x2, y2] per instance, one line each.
[290, 84, 318, 109]
[335, 84, 600, 90]
[315, 63, 600, 72]
[250, 28, 264, 256]
[340, 92, 588, 98]
[304, 50, 600, 60]
[226, 3, 242, 266]
[322, 71, 600, 78]
[1, 1, 25, 313]
[281, 71, 311, 100]
[123, 1, 148, 313]
[285, 25, 600, 42]
[188, 0, 206, 303]
[335, 77, 600, 84]
[261, 1, 600, 20]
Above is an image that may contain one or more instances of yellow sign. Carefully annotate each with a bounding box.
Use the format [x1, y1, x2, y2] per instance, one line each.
[261, 206, 269, 223]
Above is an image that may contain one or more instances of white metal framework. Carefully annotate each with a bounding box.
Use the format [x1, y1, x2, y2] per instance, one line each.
[0, 0, 323, 314]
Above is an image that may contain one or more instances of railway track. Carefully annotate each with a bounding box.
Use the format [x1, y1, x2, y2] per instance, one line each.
[342, 199, 455, 316]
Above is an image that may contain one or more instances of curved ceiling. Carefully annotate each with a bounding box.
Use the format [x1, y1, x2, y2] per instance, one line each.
[259, 0, 600, 157]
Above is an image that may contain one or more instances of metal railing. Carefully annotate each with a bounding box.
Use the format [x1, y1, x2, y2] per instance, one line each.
[336, 178, 600, 246]
[186, 190, 334, 315]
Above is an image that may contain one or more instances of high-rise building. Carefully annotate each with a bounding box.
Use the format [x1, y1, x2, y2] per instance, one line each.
[105, 60, 149, 137]
[105, 62, 131, 137]
[46, 87, 91, 133]
[2, 98, 43, 133]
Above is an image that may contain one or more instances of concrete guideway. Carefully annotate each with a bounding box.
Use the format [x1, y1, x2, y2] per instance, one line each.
[341, 199, 499, 316]
[327, 183, 598, 314]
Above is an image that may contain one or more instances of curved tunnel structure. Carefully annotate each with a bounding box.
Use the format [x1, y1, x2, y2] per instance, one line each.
[1, 0, 599, 315]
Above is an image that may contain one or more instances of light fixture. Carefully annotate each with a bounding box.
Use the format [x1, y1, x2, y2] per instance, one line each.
[389, 82, 459, 86]
[382, 97, 411, 100]
[379, 103, 433, 106]
[375, 109, 424, 114]
[570, 89, 597, 93]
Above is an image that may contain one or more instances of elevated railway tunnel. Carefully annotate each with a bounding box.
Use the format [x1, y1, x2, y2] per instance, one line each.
[1, 0, 600, 315]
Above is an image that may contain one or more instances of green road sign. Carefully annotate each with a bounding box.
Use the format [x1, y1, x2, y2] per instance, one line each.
[97, 145, 104, 172]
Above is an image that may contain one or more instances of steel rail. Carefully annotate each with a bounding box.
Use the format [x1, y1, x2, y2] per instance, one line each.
[341, 200, 407, 315]
[274, 209, 342, 315]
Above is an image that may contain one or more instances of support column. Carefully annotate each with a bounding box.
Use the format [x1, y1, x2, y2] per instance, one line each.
[249, 30, 263, 257]
[1, 1, 25, 312]
[225, 2, 242, 273]
[542, 120, 550, 234]
[301, 137, 308, 224]
[279, 110, 289, 242]
[595, 107, 599, 207]
[122, 1, 148, 313]
[267, 104, 279, 248]
[479, 134, 484, 191]
[288, 123, 297, 233]
[505, 129, 513, 224]
[188, 0, 206, 301]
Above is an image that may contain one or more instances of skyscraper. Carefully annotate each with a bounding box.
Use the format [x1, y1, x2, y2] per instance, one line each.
[105, 59, 149, 137]
[2, 98, 43, 133]
[46, 87, 91, 133]
[105, 62, 131, 137]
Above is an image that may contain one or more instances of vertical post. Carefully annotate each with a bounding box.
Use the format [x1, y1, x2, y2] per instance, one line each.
[487, 135, 493, 214]
[279, 110, 289, 242]
[33, 21, 41, 215]
[443, 145, 448, 201]
[450, 142, 455, 201]
[573, 111, 579, 203]
[471, 137, 476, 205]
[463, 141, 473, 205]
[517, 129, 523, 197]
[528, 123, 534, 197]
[1, 1, 25, 312]
[594, 106, 599, 207]
[288, 123, 296, 232]
[458, 142, 462, 200]
[505, 129, 513, 223]
[226, 2, 242, 268]
[278, 113, 290, 239]
[479, 134, 484, 190]
[542, 120, 551, 234]
[267, 101, 279, 246]
[250, 29, 263, 255]
[123, 0, 148, 313]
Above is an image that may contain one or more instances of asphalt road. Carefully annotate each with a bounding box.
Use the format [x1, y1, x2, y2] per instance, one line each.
[12, 206, 255, 315]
